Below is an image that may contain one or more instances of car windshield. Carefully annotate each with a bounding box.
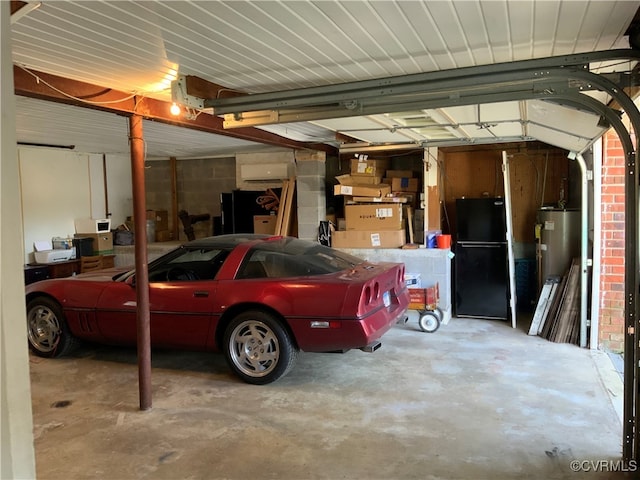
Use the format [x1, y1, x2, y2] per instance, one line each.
[236, 237, 364, 279]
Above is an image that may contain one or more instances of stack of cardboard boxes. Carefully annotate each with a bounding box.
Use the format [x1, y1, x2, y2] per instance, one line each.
[331, 157, 420, 248]
[148, 210, 170, 241]
[124, 210, 171, 242]
[73, 218, 114, 255]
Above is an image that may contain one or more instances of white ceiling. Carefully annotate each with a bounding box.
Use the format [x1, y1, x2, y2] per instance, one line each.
[9, 0, 640, 158]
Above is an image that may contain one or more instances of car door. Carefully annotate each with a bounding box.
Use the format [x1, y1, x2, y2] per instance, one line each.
[94, 248, 228, 349]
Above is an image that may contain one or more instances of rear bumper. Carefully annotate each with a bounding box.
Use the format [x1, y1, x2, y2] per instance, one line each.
[291, 303, 409, 353]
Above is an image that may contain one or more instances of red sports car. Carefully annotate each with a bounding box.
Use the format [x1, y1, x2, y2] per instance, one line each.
[26, 234, 410, 384]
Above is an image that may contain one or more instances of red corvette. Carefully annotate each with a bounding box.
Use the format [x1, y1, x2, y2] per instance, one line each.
[26, 234, 410, 384]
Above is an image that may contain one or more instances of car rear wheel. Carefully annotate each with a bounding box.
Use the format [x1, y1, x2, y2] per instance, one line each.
[26, 297, 80, 357]
[223, 311, 298, 385]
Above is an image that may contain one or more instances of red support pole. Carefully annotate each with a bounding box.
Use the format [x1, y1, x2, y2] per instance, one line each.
[129, 111, 152, 410]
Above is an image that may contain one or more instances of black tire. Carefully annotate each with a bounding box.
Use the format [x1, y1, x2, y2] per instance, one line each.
[418, 312, 441, 333]
[223, 310, 298, 385]
[26, 296, 80, 357]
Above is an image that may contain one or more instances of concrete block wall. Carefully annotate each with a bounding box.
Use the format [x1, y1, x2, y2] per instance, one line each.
[295, 152, 326, 241]
[598, 130, 626, 352]
[144, 153, 325, 243]
[144, 157, 236, 242]
[144, 160, 171, 215]
[336, 247, 453, 324]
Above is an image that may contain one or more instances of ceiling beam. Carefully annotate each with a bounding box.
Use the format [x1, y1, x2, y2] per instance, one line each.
[12, 65, 337, 155]
[182, 75, 245, 100]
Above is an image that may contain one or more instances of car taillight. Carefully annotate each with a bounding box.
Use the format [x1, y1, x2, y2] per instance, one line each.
[359, 281, 382, 313]
[364, 285, 372, 305]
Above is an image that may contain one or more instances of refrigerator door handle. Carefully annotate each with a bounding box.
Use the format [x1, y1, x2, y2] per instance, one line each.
[457, 243, 503, 248]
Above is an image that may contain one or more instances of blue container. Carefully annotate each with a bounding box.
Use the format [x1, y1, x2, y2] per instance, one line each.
[426, 230, 441, 248]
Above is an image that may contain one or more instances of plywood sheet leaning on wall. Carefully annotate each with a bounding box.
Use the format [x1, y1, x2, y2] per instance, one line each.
[275, 177, 296, 236]
[542, 258, 581, 345]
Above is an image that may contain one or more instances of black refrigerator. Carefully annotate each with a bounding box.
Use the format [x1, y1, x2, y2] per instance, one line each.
[454, 198, 509, 320]
[220, 189, 281, 234]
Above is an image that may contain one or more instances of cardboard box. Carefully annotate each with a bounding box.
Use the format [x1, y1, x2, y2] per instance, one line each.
[127, 210, 169, 232]
[352, 196, 408, 203]
[253, 215, 276, 234]
[334, 183, 391, 198]
[74, 218, 111, 234]
[147, 210, 168, 232]
[331, 229, 405, 248]
[350, 158, 389, 176]
[336, 174, 390, 188]
[155, 230, 173, 242]
[346, 174, 383, 184]
[386, 170, 414, 178]
[345, 204, 403, 231]
[385, 177, 420, 192]
[76, 232, 113, 254]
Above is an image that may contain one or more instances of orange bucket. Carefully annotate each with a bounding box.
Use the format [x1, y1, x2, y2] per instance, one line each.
[436, 234, 451, 249]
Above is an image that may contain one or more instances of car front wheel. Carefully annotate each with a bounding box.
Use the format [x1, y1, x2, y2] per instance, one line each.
[223, 311, 298, 385]
[26, 296, 80, 357]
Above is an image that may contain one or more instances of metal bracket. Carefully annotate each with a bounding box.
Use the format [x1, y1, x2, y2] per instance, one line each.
[171, 75, 205, 110]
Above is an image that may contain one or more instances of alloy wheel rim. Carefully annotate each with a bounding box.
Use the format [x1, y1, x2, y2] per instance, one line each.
[27, 305, 61, 353]
[229, 320, 279, 378]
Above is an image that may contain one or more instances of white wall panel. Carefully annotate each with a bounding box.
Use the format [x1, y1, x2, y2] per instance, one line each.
[89, 153, 106, 220]
[105, 154, 133, 227]
[19, 147, 91, 263]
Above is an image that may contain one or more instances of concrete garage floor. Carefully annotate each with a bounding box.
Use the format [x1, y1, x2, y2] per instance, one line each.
[29, 316, 628, 480]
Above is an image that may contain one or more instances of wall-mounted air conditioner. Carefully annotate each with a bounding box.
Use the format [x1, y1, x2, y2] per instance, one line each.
[240, 163, 289, 181]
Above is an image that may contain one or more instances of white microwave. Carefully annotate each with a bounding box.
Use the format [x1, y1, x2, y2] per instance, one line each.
[74, 218, 111, 234]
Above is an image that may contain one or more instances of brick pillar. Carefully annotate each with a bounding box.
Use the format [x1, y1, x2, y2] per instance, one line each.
[295, 150, 326, 242]
[598, 130, 626, 352]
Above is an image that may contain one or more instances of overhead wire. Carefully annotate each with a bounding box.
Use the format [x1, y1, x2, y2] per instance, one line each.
[17, 64, 140, 106]
[18, 64, 210, 120]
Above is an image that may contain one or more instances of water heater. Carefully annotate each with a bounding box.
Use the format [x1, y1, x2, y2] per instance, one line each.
[537, 208, 580, 283]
